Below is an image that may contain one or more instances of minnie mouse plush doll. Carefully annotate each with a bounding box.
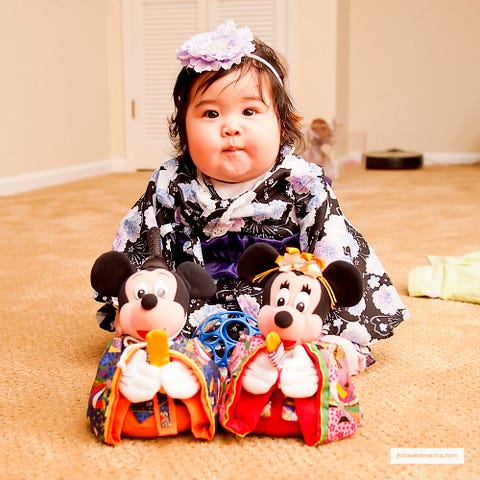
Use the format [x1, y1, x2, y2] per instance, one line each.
[219, 243, 365, 446]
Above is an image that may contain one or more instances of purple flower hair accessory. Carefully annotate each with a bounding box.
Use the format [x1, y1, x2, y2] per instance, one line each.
[176, 20, 255, 72]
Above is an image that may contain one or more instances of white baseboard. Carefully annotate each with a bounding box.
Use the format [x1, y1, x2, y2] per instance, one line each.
[2, 152, 478, 196]
[0, 158, 129, 196]
[337, 151, 480, 167]
[423, 152, 480, 165]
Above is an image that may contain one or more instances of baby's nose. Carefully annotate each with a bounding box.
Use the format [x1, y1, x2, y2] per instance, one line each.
[222, 123, 240, 136]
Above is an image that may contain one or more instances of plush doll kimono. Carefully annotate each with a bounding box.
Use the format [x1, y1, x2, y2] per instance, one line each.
[219, 243, 365, 446]
[87, 246, 220, 445]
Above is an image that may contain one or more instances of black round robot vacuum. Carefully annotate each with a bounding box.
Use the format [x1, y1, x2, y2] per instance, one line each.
[364, 148, 423, 170]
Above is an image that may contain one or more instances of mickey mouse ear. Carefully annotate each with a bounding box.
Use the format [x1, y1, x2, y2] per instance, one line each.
[90, 251, 135, 297]
[237, 243, 279, 286]
[322, 260, 363, 307]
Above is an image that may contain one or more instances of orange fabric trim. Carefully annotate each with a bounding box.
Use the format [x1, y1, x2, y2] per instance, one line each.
[170, 351, 216, 441]
[104, 348, 137, 445]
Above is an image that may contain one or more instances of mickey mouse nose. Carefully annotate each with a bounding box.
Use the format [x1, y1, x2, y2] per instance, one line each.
[274, 311, 293, 329]
[141, 293, 158, 310]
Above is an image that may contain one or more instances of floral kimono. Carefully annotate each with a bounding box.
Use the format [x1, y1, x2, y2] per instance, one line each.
[100, 146, 408, 353]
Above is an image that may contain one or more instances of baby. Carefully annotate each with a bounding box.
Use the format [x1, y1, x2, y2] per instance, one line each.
[97, 20, 408, 365]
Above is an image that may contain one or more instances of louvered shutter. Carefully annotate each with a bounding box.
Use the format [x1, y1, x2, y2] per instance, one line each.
[141, 2, 198, 141]
[213, 0, 284, 50]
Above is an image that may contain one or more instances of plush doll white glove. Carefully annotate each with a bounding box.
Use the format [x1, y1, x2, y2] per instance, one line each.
[280, 345, 319, 398]
[119, 349, 162, 403]
[242, 351, 279, 394]
[159, 360, 200, 399]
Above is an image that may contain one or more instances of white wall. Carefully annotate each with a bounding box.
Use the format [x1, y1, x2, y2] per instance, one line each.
[295, 0, 480, 161]
[1, 0, 479, 195]
[293, 0, 339, 125]
[348, 0, 480, 155]
[0, 0, 124, 195]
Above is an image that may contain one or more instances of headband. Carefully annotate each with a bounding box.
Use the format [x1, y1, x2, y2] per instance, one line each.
[252, 247, 337, 309]
[176, 20, 283, 86]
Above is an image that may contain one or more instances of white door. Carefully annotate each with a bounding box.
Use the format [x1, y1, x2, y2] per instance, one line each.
[123, 0, 291, 170]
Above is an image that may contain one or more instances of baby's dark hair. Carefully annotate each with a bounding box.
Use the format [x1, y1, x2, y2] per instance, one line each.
[168, 38, 304, 161]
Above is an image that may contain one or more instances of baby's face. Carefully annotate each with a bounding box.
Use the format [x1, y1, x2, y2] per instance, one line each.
[185, 70, 281, 184]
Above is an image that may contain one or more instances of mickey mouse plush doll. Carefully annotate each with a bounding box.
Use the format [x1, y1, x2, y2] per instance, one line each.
[219, 243, 365, 446]
[87, 238, 220, 445]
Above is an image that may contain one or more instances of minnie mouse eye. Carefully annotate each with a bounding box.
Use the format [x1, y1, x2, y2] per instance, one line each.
[294, 291, 310, 312]
[276, 287, 290, 307]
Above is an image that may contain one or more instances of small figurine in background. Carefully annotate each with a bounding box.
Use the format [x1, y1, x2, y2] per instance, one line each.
[304, 118, 338, 178]
[87, 234, 220, 445]
[219, 243, 364, 446]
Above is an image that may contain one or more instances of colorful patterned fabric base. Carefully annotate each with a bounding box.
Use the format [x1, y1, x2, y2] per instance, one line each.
[219, 334, 362, 446]
[87, 335, 220, 444]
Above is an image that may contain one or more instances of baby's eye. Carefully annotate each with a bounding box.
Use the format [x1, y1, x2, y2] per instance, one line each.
[243, 108, 256, 116]
[204, 110, 219, 119]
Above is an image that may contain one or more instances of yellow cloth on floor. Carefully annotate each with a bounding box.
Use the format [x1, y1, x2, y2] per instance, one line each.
[408, 251, 480, 304]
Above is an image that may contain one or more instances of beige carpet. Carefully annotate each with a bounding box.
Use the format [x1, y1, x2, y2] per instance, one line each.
[1, 163, 478, 479]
